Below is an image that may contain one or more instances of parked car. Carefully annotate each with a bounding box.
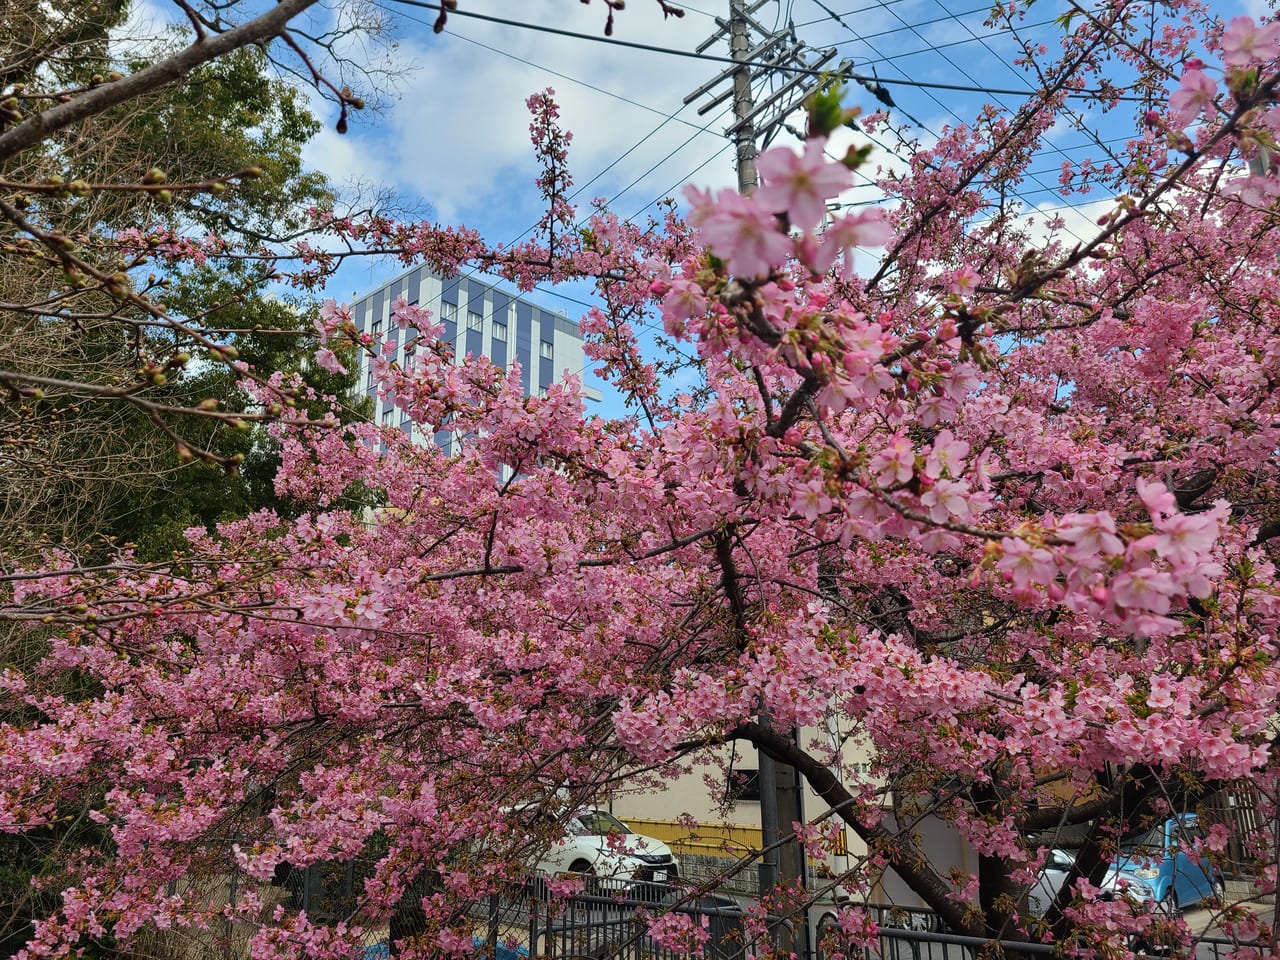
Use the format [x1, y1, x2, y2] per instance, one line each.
[1115, 814, 1224, 912]
[536, 808, 680, 885]
[1029, 847, 1156, 915]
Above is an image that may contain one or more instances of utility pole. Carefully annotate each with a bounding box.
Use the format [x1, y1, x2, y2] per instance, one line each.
[684, 6, 837, 952]
[684, 1, 840, 192]
[729, 0, 758, 192]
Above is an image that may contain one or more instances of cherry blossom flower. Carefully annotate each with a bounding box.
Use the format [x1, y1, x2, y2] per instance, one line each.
[792, 478, 833, 521]
[683, 185, 792, 277]
[997, 538, 1057, 588]
[314, 347, 347, 375]
[923, 429, 970, 479]
[754, 138, 853, 232]
[921, 478, 970, 522]
[1168, 68, 1217, 127]
[1221, 16, 1280, 68]
[1111, 566, 1176, 614]
[949, 265, 981, 296]
[821, 209, 894, 280]
[870, 434, 914, 485]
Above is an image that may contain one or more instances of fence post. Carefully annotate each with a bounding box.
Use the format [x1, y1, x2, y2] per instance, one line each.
[226, 865, 239, 960]
[487, 892, 500, 954]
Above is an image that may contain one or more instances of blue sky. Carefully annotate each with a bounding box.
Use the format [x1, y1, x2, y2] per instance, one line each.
[129, 0, 1268, 418]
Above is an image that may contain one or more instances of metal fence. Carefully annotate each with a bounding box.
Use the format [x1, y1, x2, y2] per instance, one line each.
[1202, 782, 1275, 880]
[132, 859, 1269, 960]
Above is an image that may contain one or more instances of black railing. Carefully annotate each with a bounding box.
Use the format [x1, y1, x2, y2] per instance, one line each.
[159, 860, 1270, 960]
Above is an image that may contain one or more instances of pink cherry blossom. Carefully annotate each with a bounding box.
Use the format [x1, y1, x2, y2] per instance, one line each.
[1111, 566, 1176, 614]
[820, 209, 894, 280]
[1221, 16, 1280, 68]
[792, 478, 833, 521]
[754, 138, 853, 233]
[1168, 68, 1217, 127]
[923, 429, 970, 480]
[10, 16, 1280, 960]
[869, 433, 914, 485]
[683, 185, 792, 277]
[949, 265, 981, 296]
[996, 538, 1057, 588]
[314, 347, 347, 375]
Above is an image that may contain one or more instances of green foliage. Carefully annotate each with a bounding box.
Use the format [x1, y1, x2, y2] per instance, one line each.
[805, 79, 862, 139]
[0, 7, 366, 560]
[99, 282, 371, 560]
[117, 41, 333, 239]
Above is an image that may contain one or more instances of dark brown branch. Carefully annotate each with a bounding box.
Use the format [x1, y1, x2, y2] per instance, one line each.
[0, 0, 322, 164]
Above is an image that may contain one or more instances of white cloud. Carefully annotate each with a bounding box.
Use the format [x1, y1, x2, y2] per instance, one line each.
[352, 0, 738, 232]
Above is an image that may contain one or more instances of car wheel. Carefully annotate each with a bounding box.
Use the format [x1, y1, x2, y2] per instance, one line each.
[1161, 889, 1180, 915]
[1211, 878, 1226, 906]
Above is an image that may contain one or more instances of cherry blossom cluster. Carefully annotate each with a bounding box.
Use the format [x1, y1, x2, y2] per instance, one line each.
[6, 2, 1280, 958]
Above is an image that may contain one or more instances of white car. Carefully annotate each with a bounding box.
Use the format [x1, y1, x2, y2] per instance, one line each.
[536, 809, 679, 884]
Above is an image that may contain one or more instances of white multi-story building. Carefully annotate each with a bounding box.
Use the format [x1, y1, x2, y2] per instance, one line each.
[348, 265, 598, 453]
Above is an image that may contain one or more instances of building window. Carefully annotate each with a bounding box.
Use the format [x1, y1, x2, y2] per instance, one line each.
[372, 319, 382, 340]
[492, 320, 507, 342]
[442, 302, 458, 323]
[366, 368, 375, 390]
[725, 768, 761, 803]
[540, 340, 554, 359]
[467, 312, 483, 332]
[380, 408, 393, 427]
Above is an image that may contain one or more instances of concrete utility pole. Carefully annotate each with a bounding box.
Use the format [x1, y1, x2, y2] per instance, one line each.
[729, 0, 758, 193]
[683, 0, 839, 193]
[684, 6, 839, 951]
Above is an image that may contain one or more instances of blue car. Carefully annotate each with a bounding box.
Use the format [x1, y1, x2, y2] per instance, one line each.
[1115, 815, 1224, 912]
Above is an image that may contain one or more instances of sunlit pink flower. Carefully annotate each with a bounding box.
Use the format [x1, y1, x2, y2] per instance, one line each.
[1222, 16, 1280, 68]
[684, 186, 792, 278]
[923, 429, 970, 479]
[755, 139, 853, 233]
[662, 278, 707, 321]
[792, 479, 833, 522]
[821, 209, 894, 279]
[949, 265, 981, 296]
[1111, 566, 1176, 614]
[870, 433, 914, 486]
[315, 347, 347, 375]
[920, 478, 970, 522]
[997, 538, 1057, 588]
[1168, 68, 1217, 127]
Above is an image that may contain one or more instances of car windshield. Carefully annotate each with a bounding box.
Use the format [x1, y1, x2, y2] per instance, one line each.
[1170, 821, 1205, 853]
[1047, 849, 1076, 870]
[572, 810, 633, 836]
[1120, 819, 1205, 855]
[1120, 825, 1165, 855]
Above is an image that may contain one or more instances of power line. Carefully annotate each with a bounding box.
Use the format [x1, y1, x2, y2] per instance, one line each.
[434, 22, 714, 134]
[381, 2, 723, 256]
[381, 0, 1147, 102]
[808, 0, 1095, 249]
[366, 0, 736, 391]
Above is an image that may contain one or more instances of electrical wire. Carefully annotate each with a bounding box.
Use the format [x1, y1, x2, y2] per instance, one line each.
[363, 0, 738, 379]
[360, 0, 1133, 392]
[380, 0, 1148, 102]
[806, 0, 1095, 248]
[379, 1, 725, 241]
